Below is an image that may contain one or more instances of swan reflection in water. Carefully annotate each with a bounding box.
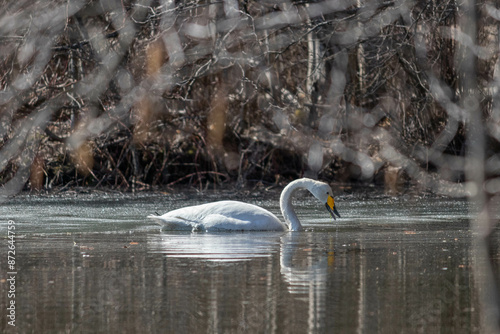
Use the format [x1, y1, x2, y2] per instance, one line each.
[148, 231, 333, 287]
[148, 231, 333, 326]
[147, 232, 280, 262]
[279, 233, 334, 295]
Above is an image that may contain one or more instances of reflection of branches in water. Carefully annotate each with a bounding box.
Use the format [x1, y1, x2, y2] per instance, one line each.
[0, 1, 499, 329]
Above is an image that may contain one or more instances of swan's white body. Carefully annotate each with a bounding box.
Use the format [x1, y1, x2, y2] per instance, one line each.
[147, 178, 340, 232]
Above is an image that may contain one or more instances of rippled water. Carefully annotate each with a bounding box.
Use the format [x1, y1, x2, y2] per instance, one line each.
[0, 190, 491, 333]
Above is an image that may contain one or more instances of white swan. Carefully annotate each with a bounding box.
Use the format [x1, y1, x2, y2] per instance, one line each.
[147, 178, 340, 231]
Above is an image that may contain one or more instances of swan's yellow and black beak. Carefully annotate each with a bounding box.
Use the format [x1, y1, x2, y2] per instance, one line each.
[326, 196, 341, 220]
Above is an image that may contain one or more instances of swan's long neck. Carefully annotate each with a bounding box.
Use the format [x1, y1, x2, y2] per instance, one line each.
[280, 179, 313, 231]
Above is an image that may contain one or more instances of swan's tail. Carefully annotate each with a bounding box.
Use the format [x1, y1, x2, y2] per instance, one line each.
[147, 214, 195, 231]
[147, 214, 162, 224]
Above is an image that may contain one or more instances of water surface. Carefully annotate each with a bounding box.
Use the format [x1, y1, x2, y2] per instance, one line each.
[0, 191, 487, 333]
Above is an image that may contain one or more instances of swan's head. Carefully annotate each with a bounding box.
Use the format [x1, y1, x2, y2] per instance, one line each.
[310, 181, 341, 220]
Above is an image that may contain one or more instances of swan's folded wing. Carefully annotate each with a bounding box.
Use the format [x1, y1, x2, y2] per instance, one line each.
[202, 214, 271, 231]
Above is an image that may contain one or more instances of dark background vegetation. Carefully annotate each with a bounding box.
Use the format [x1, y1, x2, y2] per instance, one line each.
[0, 0, 497, 193]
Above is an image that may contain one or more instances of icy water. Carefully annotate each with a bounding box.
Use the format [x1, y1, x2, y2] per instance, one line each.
[0, 189, 490, 333]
